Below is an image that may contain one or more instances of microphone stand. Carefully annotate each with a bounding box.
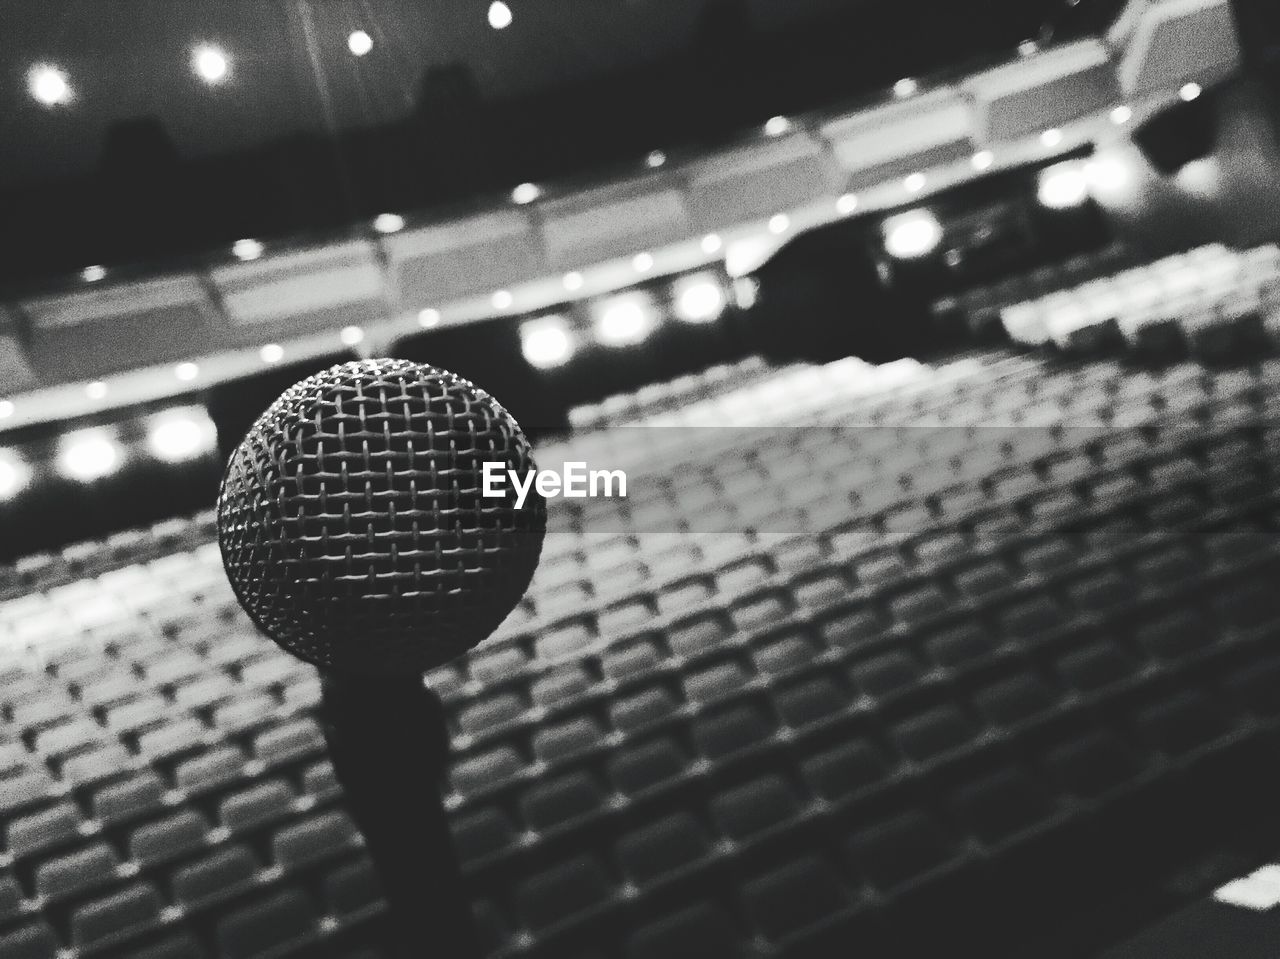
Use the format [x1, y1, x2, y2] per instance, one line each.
[319, 672, 480, 959]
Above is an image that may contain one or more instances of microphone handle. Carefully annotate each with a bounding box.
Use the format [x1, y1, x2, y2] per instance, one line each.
[319, 671, 480, 959]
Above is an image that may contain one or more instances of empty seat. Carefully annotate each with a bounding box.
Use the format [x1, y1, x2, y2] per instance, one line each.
[92, 770, 167, 824]
[0, 920, 60, 959]
[800, 739, 893, 801]
[515, 856, 614, 930]
[252, 718, 326, 766]
[453, 806, 520, 862]
[952, 769, 1054, 843]
[692, 702, 777, 759]
[711, 775, 803, 839]
[451, 746, 526, 795]
[741, 856, 848, 941]
[615, 813, 712, 884]
[847, 810, 957, 889]
[129, 809, 211, 865]
[0, 872, 26, 923]
[129, 933, 206, 959]
[609, 684, 680, 732]
[35, 840, 121, 902]
[218, 778, 296, 833]
[773, 676, 849, 727]
[70, 881, 164, 948]
[171, 844, 259, 905]
[324, 857, 383, 917]
[891, 704, 981, 761]
[216, 890, 319, 959]
[5, 800, 83, 859]
[607, 737, 689, 795]
[173, 745, 248, 794]
[532, 715, 605, 762]
[626, 903, 743, 959]
[272, 810, 361, 869]
[520, 771, 607, 831]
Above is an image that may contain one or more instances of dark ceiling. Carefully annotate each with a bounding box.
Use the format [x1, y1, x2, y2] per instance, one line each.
[0, 0, 1122, 286]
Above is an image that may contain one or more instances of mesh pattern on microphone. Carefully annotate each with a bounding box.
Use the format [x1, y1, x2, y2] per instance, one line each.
[217, 359, 546, 675]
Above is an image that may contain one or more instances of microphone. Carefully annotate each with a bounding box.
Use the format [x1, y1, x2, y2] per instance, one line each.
[217, 358, 546, 956]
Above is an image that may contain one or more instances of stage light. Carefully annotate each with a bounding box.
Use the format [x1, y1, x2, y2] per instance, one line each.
[883, 210, 943, 259]
[563, 271, 584, 291]
[632, 252, 654, 273]
[768, 214, 791, 235]
[28, 65, 71, 106]
[82, 265, 106, 282]
[85, 381, 108, 401]
[894, 77, 918, 98]
[595, 294, 656, 347]
[1041, 128, 1064, 147]
[1180, 82, 1202, 102]
[340, 326, 365, 346]
[764, 116, 791, 137]
[193, 45, 230, 84]
[348, 30, 373, 56]
[233, 238, 264, 261]
[511, 182, 540, 205]
[645, 150, 666, 168]
[0, 401, 13, 420]
[175, 362, 199, 382]
[0, 450, 32, 503]
[836, 194, 858, 216]
[147, 408, 217, 464]
[520, 316, 575, 369]
[488, 1, 513, 29]
[373, 212, 405, 234]
[905, 173, 926, 193]
[971, 150, 994, 171]
[418, 308, 441, 327]
[1037, 161, 1089, 209]
[673, 274, 726, 323]
[1111, 105, 1133, 125]
[260, 343, 284, 364]
[701, 233, 723, 254]
[58, 430, 123, 483]
[492, 290, 513, 310]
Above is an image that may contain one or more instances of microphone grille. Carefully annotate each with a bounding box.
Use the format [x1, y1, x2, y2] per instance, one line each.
[217, 359, 546, 675]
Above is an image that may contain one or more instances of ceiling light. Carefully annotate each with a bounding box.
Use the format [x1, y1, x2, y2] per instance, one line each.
[175, 362, 199, 382]
[883, 210, 943, 259]
[511, 182, 541, 204]
[673, 274, 726, 323]
[1037, 161, 1090, 209]
[348, 30, 373, 56]
[232, 238, 264, 261]
[58, 430, 123, 483]
[632, 252, 654, 273]
[418, 308, 441, 327]
[492, 290, 513, 310]
[836, 194, 859, 215]
[1041, 128, 1064, 147]
[768, 214, 791, 235]
[701, 234, 723, 254]
[562, 271, 584, 291]
[193, 45, 230, 84]
[82, 265, 106, 282]
[373, 212, 405, 234]
[260, 343, 284, 364]
[0, 401, 14, 420]
[1180, 82, 1202, 102]
[893, 78, 918, 98]
[904, 173, 926, 193]
[595, 294, 656, 347]
[488, 1, 513, 29]
[0, 450, 32, 502]
[340, 326, 364, 346]
[28, 65, 71, 106]
[764, 116, 791, 137]
[147, 408, 217, 464]
[645, 150, 666, 168]
[1110, 105, 1133, 125]
[971, 150, 994, 171]
[85, 381, 108, 401]
[520, 316, 575, 369]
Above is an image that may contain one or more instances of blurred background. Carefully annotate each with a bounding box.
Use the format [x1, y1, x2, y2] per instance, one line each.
[4, 1, 1280, 957]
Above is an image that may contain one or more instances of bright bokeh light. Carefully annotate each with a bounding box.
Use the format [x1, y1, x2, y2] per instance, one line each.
[82, 265, 106, 282]
[1181, 82, 1203, 102]
[595, 294, 655, 347]
[893, 78, 918, 98]
[340, 326, 364, 346]
[768, 214, 791, 235]
[0, 450, 32, 503]
[971, 150, 994, 171]
[563, 271, 584, 291]
[632, 252, 654, 273]
[418, 308, 441, 327]
[1037, 162, 1090, 209]
[348, 30, 374, 56]
[86, 381, 108, 401]
[1041, 128, 1064, 147]
[1085, 155, 1133, 194]
[904, 173, 926, 193]
[883, 210, 943, 259]
[147, 409, 217, 464]
[175, 362, 199, 382]
[28, 65, 71, 106]
[373, 212, 405, 234]
[193, 45, 230, 84]
[673, 274, 726, 323]
[492, 290, 513, 310]
[645, 150, 666, 169]
[520, 316, 575, 369]
[260, 343, 284, 364]
[511, 182, 541, 205]
[58, 430, 123, 483]
[764, 116, 791, 137]
[1111, 105, 1133, 125]
[701, 233, 723, 254]
[0, 400, 14, 420]
[1018, 40, 1039, 57]
[836, 194, 859, 216]
[233, 238, 264, 261]
[488, 1, 513, 29]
